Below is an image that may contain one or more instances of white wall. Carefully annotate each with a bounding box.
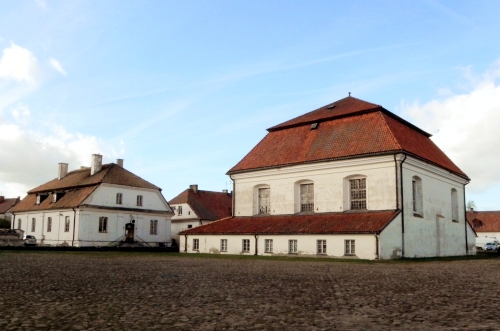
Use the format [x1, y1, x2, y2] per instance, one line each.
[170, 203, 197, 220]
[231, 155, 397, 216]
[379, 213, 403, 259]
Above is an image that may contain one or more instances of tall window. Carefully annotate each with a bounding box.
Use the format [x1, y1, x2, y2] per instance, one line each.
[31, 218, 36, 232]
[300, 183, 314, 212]
[451, 189, 458, 222]
[345, 240, 355, 255]
[289, 239, 298, 253]
[258, 188, 270, 214]
[317, 240, 327, 254]
[17, 219, 21, 230]
[178, 206, 183, 216]
[265, 239, 273, 253]
[116, 193, 123, 205]
[193, 238, 199, 250]
[221, 239, 228, 252]
[99, 217, 108, 233]
[412, 176, 423, 216]
[137, 195, 143, 206]
[350, 178, 366, 210]
[242, 239, 250, 252]
[47, 217, 52, 232]
[150, 220, 158, 235]
[64, 216, 70, 232]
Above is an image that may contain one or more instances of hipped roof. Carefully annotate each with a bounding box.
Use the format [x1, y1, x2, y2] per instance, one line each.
[169, 189, 232, 221]
[180, 210, 400, 235]
[228, 96, 468, 179]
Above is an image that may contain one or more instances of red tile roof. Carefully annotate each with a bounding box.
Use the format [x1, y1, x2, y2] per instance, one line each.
[12, 187, 98, 213]
[0, 197, 20, 215]
[467, 211, 500, 232]
[228, 97, 468, 179]
[169, 189, 232, 221]
[180, 210, 400, 235]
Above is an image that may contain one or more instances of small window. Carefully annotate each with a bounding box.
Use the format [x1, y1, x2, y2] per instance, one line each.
[47, 217, 52, 232]
[289, 239, 298, 254]
[187, 224, 192, 229]
[317, 240, 327, 254]
[137, 195, 143, 207]
[116, 193, 123, 205]
[64, 216, 70, 232]
[178, 206, 183, 216]
[193, 238, 199, 250]
[17, 219, 21, 230]
[99, 217, 108, 233]
[300, 183, 314, 212]
[345, 240, 355, 255]
[258, 187, 270, 214]
[451, 189, 458, 222]
[242, 239, 250, 252]
[265, 239, 273, 253]
[412, 176, 423, 216]
[350, 178, 366, 210]
[31, 218, 36, 232]
[221, 239, 228, 252]
[473, 220, 483, 228]
[150, 220, 158, 235]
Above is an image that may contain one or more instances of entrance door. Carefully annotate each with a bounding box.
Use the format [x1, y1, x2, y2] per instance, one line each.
[125, 220, 135, 243]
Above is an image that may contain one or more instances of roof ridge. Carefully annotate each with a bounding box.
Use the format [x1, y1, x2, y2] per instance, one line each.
[378, 111, 402, 150]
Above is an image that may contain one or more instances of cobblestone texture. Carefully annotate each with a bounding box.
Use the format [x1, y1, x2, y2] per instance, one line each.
[0, 252, 499, 330]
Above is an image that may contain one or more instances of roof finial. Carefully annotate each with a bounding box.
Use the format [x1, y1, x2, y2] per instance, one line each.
[348, 92, 351, 97]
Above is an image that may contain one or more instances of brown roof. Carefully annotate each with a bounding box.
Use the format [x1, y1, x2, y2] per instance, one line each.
[467, 211, 500, 232]
[180, 210, 400, 235]
[12, 187, 98, 213]
[227, 97, 468, 179]
[0, 197, 20, 215]
[169, 189, 232, 221]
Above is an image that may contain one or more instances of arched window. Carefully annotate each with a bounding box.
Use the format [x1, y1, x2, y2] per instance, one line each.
[451, 189, 458, 222]
[253, 185, 270, 215]
[412, 176, 423, 216]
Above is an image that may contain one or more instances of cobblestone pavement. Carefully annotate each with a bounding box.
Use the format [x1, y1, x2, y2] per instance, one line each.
[1, 252, 499, 331]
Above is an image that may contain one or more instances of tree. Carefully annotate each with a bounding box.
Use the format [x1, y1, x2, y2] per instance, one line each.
[466, 200, 476, 211]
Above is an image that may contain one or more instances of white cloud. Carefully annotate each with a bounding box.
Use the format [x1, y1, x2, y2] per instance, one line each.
[34, 0, 47, 10]
[10, 103, 30, 125]
[400, 61, 500, 194]
[49, 58, 67, 76]
[0, 42, 40, 85]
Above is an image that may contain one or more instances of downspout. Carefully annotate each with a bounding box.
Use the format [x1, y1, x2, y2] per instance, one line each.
[11, 213, 15, 229]
[254, 234, 258, 256]
[72, 208, 77, 247]
[229, 175, 235, 217]
[463, 182, 470, 255]
[398, 153, 407, 259]
[184, 234, 188, 252]
[375, 234, 379, 260]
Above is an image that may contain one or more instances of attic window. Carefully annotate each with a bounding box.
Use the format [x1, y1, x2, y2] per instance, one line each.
[327, 104, 336, 109]
[36, 194, 48, 205]
[52, 192, 65, 203]
[310, 123, 318, 130]
[473, 220, 483, 228]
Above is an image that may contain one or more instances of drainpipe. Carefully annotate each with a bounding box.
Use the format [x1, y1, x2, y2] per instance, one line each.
[375, 234, 379, 260]
[393, 155, 400, 209]
[11, 213, 15, 229]
[229, 175, 235, 217]
[72, 208, 77, 247]
[398, 153, 407, 259]
[254, 234, 258, 256]
[184, 234, 188, 252]
[463, 182, 470, 255]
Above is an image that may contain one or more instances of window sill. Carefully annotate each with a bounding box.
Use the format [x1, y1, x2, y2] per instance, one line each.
[264, 251, 273, 254]
[288, 252, 298, 255]
[452, 219, 459, 223]
[241, 251, 250, 254]
[413, 213, 423, 218]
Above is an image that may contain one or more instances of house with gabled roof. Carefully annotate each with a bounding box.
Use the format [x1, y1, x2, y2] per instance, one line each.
[0, 196, 20, 221]
[467, 210, 500, 243]
[11, 154, 174, 247]
[169, 184, 232, 242]
[180, 96, 476, 259]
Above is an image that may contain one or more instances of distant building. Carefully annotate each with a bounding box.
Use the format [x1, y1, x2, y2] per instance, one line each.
[181, 96, 476, 259]
[169, 185, 232, 242]
[0, 196, 20, 220]
[11, 154, 174, 247]
[467, 210, 500, 241]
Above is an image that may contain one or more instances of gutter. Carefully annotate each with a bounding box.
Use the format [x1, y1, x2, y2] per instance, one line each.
[254, 234, 258, 256]
[229, 175, 235, 217]
[463, 182, 470, 254]
[72, 208, 77, 247]
[398, 153, 407, 259]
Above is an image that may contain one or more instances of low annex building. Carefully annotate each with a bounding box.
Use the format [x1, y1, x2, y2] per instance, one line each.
[169, 184, 232, 242]
[180, 96, 476, 259]
[0, 196, 20, 220]
[11, 154, 174, 247]
[467, 210, 500, 240]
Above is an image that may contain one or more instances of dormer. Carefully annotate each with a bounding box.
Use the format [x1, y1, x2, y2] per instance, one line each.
[36, 193, 49, 205]
[52, 191, 66, 203]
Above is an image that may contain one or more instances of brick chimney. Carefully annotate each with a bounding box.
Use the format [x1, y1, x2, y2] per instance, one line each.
[91, 154, 103, 176]
[189, 184, 198, 193]
[116, 159, 124, 168]
[58, 163, 69, 180]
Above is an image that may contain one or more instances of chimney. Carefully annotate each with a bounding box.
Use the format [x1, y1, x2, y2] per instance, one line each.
[58, 163, 69, 180]
[116, 159, 124, 168]
[189, 184, 198, 193]
[222, 189, 228, 193]
[91, 154, 103, 176]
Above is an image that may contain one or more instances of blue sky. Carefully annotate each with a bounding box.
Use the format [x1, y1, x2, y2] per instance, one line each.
[1, 0, 500, 209]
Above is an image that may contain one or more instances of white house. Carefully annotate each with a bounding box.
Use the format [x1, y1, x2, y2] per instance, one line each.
[11, 154, 174, 247]
[169, 184, 232, 242]
[180, 96, 476, 259]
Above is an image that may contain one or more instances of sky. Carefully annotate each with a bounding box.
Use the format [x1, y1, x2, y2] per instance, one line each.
[1, 0, 500, 209]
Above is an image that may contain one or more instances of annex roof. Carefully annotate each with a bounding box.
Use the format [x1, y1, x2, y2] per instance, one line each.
[0, 197, 20, 215]
[180, 210, 400, 235]
[227, 96, 468, 179]
[467, 211, 500, 232]
[169, 189, 232, 221]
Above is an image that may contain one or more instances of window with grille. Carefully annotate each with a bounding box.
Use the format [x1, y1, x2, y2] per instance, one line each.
[265, 239, 273, 253]
[345, 240, 355, 255]
[99, 217, 108, 233]
[64, 216, 70, 232]
[178, 206, 183, 216]
[258, 188, 270, 214]
[193, 239, 199, 250]
[137, 195, 143, 206]
[300, 183, 314, 212]
[150, 220, 158, 235]
[317, 240, 327, 254]
[350, 178, 366, 210]
[47, 217, 52, 232]
[289, 239, 298, 253]
[221, 239, 227, 252]
[242, 239, 250, 252]
[116, 193, 123, 205]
